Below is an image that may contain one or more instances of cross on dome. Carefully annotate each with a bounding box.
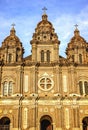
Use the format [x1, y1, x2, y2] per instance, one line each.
[10, 23, 16, 35]
[74, 24, 78, 29]
[11, 23, 15, 28]
[42, 7, 47, 14]
[74, 24, 80, 36]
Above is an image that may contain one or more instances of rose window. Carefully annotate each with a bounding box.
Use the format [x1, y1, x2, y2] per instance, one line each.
[38, 76, 54, 91]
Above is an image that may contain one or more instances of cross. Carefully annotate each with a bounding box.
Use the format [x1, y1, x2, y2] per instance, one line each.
[74, 24, 78, 29]
[42, 7, 47, 14]
[11, 23, 15, 28]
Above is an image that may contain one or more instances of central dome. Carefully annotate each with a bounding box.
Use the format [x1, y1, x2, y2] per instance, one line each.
[37, 14, 53, 28]
[36, 14, 53, 33]
[31, 13, 59, 43]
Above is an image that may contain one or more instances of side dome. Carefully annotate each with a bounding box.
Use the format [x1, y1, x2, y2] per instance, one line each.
[71, 28, 86, 44]
[2, 26, 22, 47]
[66, 26, 88, 64]
[66, 27, 87, 54]
[0, 26, 24, 64]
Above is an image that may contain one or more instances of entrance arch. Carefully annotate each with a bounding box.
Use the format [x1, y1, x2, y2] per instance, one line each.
[0, 117, 10, 130]
[40, 115, 53, 130]
[82, 117, 88, 130]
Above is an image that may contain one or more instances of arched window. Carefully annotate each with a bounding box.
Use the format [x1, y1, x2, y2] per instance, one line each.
[47, 50, 50, 62]
[3, 81, 8, 96]
[16, 54, 18, 62]
[79, 81, 88, 95]
[72, 55, 74, 62]
[40, 115, 53, 130]
[79, 54, 82, 64]
[84, 81, 88, 95]
[3, 81, 13, 96]
[41, 50, 44, 62]
[8, 53, 12, 63]
[0, 117, 10, 130]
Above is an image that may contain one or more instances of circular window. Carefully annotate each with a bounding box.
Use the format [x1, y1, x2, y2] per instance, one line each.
[38, 77, 54, 91]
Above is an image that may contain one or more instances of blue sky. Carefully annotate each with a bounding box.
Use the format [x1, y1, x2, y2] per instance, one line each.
[0, 0, 88, 57]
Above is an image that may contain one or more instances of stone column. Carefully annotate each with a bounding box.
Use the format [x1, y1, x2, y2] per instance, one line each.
[80, 123, 83, 130]
[56, 107, 62, 128]
[74, 48, 78, 63]
[35, 66, 38, 93]
[23, 107, 28, 129]
[53, 65, 59, 93]
[16, 65, 24, 94]
[37, 123, 40, 130]
[5, 48, 8, 63]
[30, 67, 35, 93]
[54, 43, 59, 62]
[0, 66, 2, 95]
[65, 108, 70, 129]
[16, 66, 21, 93]
[52, 122, 56, 130]
[59, 67, 62, 93]
[68, 65, 75, 93]
[73, 107, 79, 128]
[32, 43, 37, 62]
[62, 75, 67, 93]
[30, 66, 38, 93]
[74, 67, 78, 93]
[10, 123, 12, 130]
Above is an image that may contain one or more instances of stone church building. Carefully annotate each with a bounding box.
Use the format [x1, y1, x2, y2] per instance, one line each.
[0, 11, 88, 130]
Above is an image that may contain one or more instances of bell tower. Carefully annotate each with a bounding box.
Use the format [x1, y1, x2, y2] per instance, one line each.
[66, 25, 88, 64]
[30, 8, 60, 63]
[0, 24, 24, 64]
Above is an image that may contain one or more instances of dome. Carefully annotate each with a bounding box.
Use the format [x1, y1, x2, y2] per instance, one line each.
[35, 13, 55, 34]
[36, 14, 53, 32]
[66, 27, 87, 51]
[31, 13, 59, 43]
[70, 28, 86, 44]
[2, 26, 22, 47]
[66, 27, 88, 56]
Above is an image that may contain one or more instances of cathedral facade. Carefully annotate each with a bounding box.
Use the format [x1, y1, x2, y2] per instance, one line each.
[0, 11, 88, 130]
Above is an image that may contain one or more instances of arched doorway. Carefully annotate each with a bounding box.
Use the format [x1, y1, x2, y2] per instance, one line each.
[0, 117, 10, 130]
[40, 115, 53, 130]
[82, 117, 88, 130]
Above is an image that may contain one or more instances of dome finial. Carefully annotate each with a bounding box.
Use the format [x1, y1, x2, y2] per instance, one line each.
[11, 23, 15, 29]
[74, 24, 80, 36]
[74, 24, 78, 30]
[10, 23, 16, 36]
[42, 7, 48, 21]
[42, 7, 47, 14]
